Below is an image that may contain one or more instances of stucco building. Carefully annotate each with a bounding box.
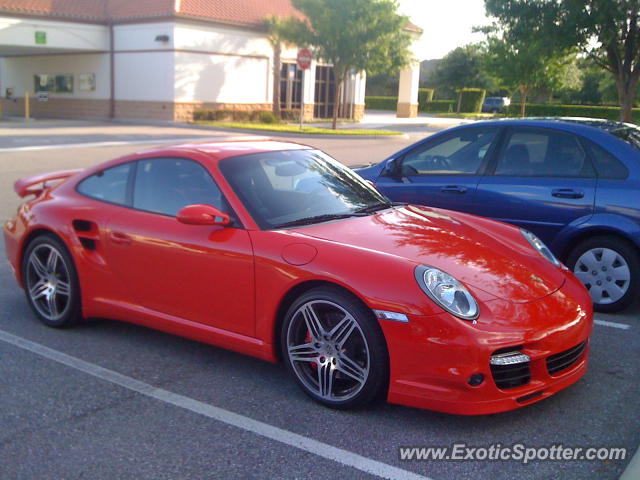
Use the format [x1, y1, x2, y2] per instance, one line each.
[0, 0, 421, 122]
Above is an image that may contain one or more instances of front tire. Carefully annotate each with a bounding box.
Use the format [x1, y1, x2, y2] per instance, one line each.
[281, 287, 388, 409]
[22, 234, 82, 327]
[566, 235, 639, 313]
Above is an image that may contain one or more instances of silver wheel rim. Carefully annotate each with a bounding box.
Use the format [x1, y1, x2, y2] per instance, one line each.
[26, 244, 72, 321]
[573, 247, 630, 304]
[286, 300, 370, 402]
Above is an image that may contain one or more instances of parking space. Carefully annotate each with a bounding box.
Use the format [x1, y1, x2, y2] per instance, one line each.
[0, 125, 638, 479]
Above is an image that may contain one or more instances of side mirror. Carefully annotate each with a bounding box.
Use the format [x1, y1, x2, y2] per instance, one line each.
[177, 204, 230, 226]
[381, 158, 399, 177]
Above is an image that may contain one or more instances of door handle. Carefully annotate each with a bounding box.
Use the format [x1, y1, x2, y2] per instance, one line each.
[440, 185, 467, 194]
[551, 189, 584, 199]
[109, 231, 132, 245]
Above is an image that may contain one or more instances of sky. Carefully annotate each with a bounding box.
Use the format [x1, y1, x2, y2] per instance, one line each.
[397, 0, 491, 61]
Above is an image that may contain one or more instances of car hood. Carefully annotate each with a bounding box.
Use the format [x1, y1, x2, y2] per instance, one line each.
[293, 205, 565, 303]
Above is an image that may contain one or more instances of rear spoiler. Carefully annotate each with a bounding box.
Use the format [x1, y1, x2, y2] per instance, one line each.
[14, 169, 84, 198]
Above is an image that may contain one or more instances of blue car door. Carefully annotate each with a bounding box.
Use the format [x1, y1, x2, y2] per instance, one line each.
[474, 127, 597, 245]
[374, 126, 500, 211]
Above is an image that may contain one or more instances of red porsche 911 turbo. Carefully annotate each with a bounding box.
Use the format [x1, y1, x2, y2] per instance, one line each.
[3, 140, 593, 414]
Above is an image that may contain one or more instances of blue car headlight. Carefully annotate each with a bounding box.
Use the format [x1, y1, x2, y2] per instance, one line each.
[415, 265, 479, 320]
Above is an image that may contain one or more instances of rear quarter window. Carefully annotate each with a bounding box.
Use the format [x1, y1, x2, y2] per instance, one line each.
[584, 141, 629, 180]
[77, 163, 131, 205]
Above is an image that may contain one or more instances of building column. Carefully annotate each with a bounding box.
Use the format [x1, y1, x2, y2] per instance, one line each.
[301, 61, 315, 121]
[396, 61, 420, 118]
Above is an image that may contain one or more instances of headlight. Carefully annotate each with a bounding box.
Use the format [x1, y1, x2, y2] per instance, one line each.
[415, 265, 479, 320]
[520, 229, 562, 268]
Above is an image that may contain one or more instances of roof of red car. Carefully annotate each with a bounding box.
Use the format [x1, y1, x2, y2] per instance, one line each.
[138, 139, 311, 162]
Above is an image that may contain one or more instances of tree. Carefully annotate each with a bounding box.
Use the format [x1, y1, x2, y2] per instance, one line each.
[428, 44, 496, 98]
[483, 35, 575, 115]
[263, 15, 291, 118]
[485, 0, 640, 122]
[283, 0, 413, 129]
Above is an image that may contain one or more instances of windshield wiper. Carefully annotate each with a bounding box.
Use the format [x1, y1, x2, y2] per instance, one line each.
[274, 213, 357, 228]
[353, 202, 395, 215]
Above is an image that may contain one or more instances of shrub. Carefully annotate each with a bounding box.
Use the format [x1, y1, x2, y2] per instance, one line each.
[257, 110, 280, 124]
[505, 103, 640, 124]
[418, 88, 435, 105]
[365, 96, 397, 110]
[193, 109, 273, 122]
[421, 100, 456, 113]
[457, 88, 486, 113]
[280, 109, 301, 121]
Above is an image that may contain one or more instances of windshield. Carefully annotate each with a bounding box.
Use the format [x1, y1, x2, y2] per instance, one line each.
[219, 149, 392, 229]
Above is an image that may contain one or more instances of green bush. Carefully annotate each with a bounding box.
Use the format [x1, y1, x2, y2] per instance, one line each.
[280, 109, 301, 121]
[418, 88, 435, 105]
[421, 100, 456, 113]
[193, 109, 274, 122]
[257, 110, 280, 124]
[505, 103, 640, 124]
[365, 96, 397, 110]
[457, 88, 486, 113]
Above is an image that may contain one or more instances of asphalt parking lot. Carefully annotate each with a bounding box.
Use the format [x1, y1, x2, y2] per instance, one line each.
[0, 121, 638, 480]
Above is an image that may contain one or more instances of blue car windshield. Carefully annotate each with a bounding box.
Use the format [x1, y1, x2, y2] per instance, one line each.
[219, 149, 392, 229]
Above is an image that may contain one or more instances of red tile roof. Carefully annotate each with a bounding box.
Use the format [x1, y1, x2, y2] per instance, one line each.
[0, 0, 419, 32]
[0, 0, 301, 25]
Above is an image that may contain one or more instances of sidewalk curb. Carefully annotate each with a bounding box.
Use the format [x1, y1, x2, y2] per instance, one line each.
[187, 124, 410, 140]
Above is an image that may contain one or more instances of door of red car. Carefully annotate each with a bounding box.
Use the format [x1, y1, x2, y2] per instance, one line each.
[104, 157, 255, 336]
[475, 127, 597, 245]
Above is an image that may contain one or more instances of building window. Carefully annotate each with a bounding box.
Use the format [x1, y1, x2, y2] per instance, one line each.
[280, 63, 302, 110]
[34, 74, 74, 93]
[314, 66, 336, 119]
[78, 74, 96, 92]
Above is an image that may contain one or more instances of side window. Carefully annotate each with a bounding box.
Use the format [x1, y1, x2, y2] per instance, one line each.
[584, 141, 629, 180]
[133, 158, 225, 216]
[495, 129, 594, 178]
[400, 128, 498, 175]
[77, 163, 131, 205]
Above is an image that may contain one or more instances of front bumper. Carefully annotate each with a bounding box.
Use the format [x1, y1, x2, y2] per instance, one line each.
[381, 275, 593, 415]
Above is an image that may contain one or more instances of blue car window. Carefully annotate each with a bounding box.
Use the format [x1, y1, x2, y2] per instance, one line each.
[401, 128, 497, 175]
[584, 141, 629, 180]
[495, 129, 594, 178]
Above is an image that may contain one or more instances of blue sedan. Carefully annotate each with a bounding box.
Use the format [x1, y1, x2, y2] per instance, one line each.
[357, 118, 640, 312]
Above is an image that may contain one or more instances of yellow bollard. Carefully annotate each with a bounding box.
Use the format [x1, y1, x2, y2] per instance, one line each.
[25, 90, 30, 120]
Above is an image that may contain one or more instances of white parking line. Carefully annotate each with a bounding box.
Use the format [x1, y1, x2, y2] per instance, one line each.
[594, 319, 631, 330]
[0, 135, 258, 153]
[0, 329, 431, 480]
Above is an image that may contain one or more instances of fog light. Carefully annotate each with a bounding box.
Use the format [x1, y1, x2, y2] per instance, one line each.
[468, 373, 484, 386]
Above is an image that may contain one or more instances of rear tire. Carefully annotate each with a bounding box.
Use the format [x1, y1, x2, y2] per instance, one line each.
[22, 234, 82, 328]
[281, 287, 389, 409]
[566, 235, 638, 313]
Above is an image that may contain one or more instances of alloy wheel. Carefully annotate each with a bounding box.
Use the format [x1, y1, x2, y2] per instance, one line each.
[286, 300, 370, 402]
[25, 244, 72, 321]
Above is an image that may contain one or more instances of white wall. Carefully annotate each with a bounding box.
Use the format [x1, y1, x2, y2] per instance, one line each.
[114, 22, 175, 51]
[0, 16, 108, 52]
[174, 52, 268, 103]
[115, 52, 175, 101]
[0, 54, 110, 98]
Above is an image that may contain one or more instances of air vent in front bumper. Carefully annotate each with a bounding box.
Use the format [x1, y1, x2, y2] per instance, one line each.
[546, 341, 587, 376]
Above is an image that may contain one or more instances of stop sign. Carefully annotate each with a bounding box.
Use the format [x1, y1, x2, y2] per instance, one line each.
[297, 48, 312, 70]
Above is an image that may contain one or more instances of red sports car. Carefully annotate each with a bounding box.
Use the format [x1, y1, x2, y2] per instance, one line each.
[3, 140, 593, 414]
